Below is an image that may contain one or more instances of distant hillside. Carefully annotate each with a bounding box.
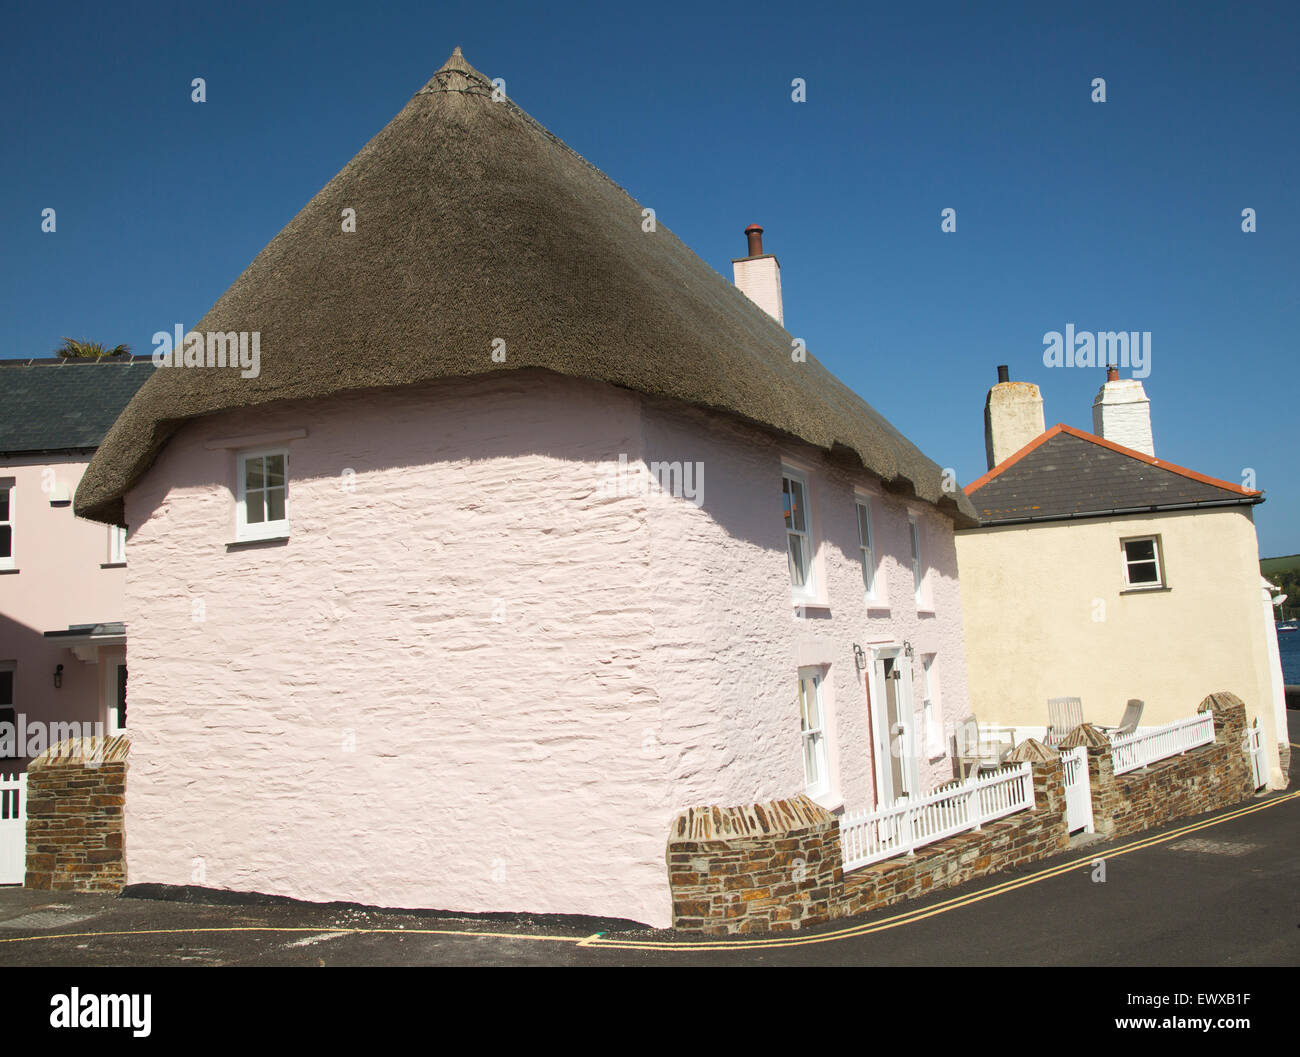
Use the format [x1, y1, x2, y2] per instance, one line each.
[1262, 555, 1300, 620]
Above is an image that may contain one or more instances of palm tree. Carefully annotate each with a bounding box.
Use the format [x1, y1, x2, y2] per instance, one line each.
[54, 338, 131, 360]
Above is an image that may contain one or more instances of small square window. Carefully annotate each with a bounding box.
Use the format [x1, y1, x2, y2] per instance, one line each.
[236, 449, 289, 541]
[1122, 536, 1164, 588]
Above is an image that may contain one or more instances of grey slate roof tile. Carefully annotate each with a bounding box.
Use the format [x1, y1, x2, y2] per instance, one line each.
[968, 426, 1260, 525]
[0, 357, 153, 455]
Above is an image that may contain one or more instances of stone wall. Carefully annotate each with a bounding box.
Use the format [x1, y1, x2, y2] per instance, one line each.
[24, 736, 129, 892]
[667, 752, 1068, 935]
[666, 795, 841, 934]
[1073, 692, 1255, 839]
[838, 749, 1068, 918]
[667, 696, 1263, 935]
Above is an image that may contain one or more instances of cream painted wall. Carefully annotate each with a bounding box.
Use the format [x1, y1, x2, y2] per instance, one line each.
[955, 506, 1286, 787]
[120, 370, 971, 926]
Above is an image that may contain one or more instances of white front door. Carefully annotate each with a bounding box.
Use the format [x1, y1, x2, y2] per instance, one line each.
[870, 648, 919, 807]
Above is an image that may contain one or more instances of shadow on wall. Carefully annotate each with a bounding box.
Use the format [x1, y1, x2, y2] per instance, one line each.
[124, 369, 948, 555]
[0, 611, 105, 774]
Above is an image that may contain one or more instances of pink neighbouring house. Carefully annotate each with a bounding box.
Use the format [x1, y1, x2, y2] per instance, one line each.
[74, 49, 980, 928]
[0, 356, 152, 774]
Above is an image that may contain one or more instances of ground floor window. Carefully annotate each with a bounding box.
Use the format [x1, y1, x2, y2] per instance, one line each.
[0, 662, 13, 757]
[107, 664, 127, 735]
[921, 654, 944, 757]
[798, 668, 830, 798]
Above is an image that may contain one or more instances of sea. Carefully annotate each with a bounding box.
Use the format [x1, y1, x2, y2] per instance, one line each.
[1279, 628, 1300, 685]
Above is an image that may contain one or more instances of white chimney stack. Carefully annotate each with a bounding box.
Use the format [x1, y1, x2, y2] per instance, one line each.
[984, 365, 1046, 470]
[1092, 366, 1154, 456]
[732, 224, 784, 326]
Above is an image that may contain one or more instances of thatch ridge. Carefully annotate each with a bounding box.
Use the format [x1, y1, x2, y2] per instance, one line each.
[75, 47, 978, 529]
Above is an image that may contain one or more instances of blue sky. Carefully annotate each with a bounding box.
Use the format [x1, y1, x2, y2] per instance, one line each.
[3, 0, 1296, 554]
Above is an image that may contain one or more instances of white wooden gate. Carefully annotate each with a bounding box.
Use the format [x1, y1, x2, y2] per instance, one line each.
[0, 771, 26, 885]
[1060, 746, 1094, 834]
[1246, 722, 1268, 790]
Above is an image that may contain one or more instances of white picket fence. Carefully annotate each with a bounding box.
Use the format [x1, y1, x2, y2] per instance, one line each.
[1110, 713, 1216, 775]
[1246, 722, 1268, 790]
[1060, 745, 1095, 834]
[841, 762, 1035, 872]
[0, 772, 26, 885]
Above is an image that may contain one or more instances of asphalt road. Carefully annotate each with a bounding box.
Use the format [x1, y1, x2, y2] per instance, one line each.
[1, 714, 1296, 967]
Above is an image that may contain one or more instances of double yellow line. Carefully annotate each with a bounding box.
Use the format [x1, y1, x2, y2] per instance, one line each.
[1, 787, 1295, 954]
[589, 788, 1300, 951]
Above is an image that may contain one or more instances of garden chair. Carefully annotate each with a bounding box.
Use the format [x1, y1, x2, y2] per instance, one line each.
[955, 715, 1015, 779]
[1046, 696, 1084, 746]
[1101, 699, 1144, 739]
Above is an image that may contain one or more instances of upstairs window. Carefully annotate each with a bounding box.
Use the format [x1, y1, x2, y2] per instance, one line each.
[0, 481, 12, 569]
[236, 449, 289, 542]
[909, 514, 924, 604]
[782, 469, 815, 601]
[856, 498, 878, 600]
[798, 668, 830, 798]
[1122, 536, 1164, 588]
[107, 525, 126, 565]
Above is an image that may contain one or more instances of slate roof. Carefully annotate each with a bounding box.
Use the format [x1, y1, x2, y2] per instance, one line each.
[0, 357, 154, 456]
[964, 423, 1262, 525]
[74, 47, 978, 529]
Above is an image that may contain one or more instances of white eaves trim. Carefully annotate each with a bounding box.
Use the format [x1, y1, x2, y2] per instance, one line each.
[206, 428, 307, 450]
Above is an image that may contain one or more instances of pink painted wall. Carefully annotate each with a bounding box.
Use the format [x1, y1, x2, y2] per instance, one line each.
[0, 457, 127, 771]
[639, 398, 971, 814]
[121, 370, 971, 926]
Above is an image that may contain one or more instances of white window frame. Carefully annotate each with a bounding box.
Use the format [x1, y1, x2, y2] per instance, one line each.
[782, 466, 817, 604]
[855, 495, 880, 602]
[107, 524, 126, 564]
[908, 513, 925, 606]
[797, 668, 831, 799]
[921, 654, 944, 758]
[1121, 535, 1164, 589]
[235, 447, 290, 542]
[0, 660, 14, 758]
[0, 480, 14, 569]
[105, 662, 126, 736]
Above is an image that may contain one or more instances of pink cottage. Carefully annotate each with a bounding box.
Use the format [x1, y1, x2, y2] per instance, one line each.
[76, 49, 979, 928]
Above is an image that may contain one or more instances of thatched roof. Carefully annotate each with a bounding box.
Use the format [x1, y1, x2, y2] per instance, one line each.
[76, 48, 978, 528]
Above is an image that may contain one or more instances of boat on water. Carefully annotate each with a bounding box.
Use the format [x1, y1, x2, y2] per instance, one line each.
[1277, 621, 1298, 633]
